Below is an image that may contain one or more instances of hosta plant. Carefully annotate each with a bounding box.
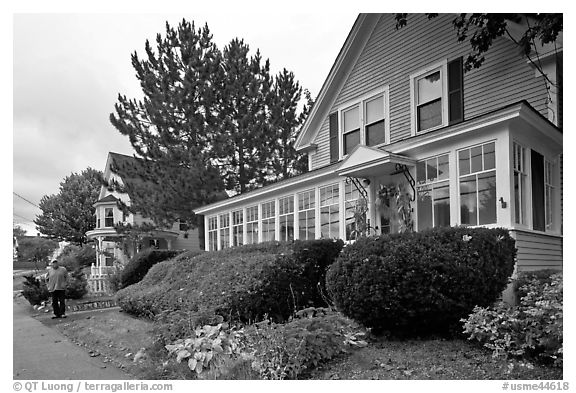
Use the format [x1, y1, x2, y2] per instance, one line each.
[165, 323, 243, 377]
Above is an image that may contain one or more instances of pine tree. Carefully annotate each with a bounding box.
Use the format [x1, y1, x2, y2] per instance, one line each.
[267, 69, 310, 182]
[212, 38, 273, 194]
[109, 20, 226, 228]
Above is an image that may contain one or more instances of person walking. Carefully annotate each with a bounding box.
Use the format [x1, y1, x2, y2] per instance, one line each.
[47, 259, 68, 319]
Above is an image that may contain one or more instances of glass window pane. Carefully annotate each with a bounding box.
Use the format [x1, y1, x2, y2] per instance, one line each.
[433, 182, 451, 227]
[437, 154, 449, 180]
[484, 142, 495, 171]
[416, 161, 426, 184]
[418, 71, 441, 104]
[366, 96, 384, 124]
[344, 129, 360, 155]
[471, 146, 483, 173]
[460, 175, 477, 225]
[459, 149, 470, 176]
[343, 106, 359, 132]
[417, 99, 442, 131]
[366, 120, 385, 146]
[417, 185, 433, 231]
[426, 158, 438, 182]
[478, 172, 497, 225]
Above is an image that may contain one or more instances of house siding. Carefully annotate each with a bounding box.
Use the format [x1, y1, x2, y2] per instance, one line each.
[310, 14, 550, 170]
[510, 230, 562, 272]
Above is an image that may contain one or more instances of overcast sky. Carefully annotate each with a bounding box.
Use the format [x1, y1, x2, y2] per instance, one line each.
[12, 12, 357, 235]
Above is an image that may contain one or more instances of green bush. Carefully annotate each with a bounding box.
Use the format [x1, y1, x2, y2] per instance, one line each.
[21, 275, 50, 305]
[65, 269, 88, 299]
[116, 239, 344, 325]
[120, 249, 186, 289]
[463, 272, 562, 366]
[326, 227, 516, 336]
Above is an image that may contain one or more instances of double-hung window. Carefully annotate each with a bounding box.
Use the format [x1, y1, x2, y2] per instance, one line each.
[416, 69, 443, 131]
[245, 206, 258, 245]
[320, 184, 340, 238]
[342, 106, 360, 155]
[458, 142, 497, 226]
[298, 190, 316, 240]
[417, 154, 450, 230]
[337, 88, 389, 158]
[261, 201, 276, 242]
[279, 196, 294, 242]
[104, 208, 114, 227]
[232, 210, 243, 247]
[219, 213, 230, 249]
[208, 216, 218, 251]
[411, 58, 464, 134]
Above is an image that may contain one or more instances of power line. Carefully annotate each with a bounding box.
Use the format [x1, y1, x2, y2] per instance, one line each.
[13, 192, 40, 209]
[13, 213, 36, 224]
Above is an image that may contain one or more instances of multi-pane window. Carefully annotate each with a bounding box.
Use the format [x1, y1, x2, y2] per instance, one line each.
[104, 208, 114, 227]
[416, 70, 443, 131]
[261, 201, 276, 242]
[365, 96, 385, 146]
[219, 213, 230, 249]
[545, 160, 555, 231]
[342, 106, 360, 155]
[208, 216, 218, 251]
[320, 184, 340, 238]
[245, 206, 259, 245]
[344, 182, 361, 240]
[340, 91, 388, 157]
[459, 142, 497, 226]
[513, 143, 527, 225]
[298, 190, 316, 240]
[232, 210, 243, 247]
[279, 196, 295, 242]
[417, 154, 450, 230]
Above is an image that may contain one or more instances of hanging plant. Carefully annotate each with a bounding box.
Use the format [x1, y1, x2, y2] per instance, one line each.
[375, 183, 413, 233]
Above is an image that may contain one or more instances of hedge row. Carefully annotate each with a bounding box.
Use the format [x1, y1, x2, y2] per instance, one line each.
[326, 226, 517, 336]
[116, 239, 344, 324]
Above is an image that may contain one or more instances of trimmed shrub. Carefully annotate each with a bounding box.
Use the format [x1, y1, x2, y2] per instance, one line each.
[120, 249, 186, 289]
[463, 272, 562, 366]
[65, 269, 88, 299]
[22, 275, 50, 305]
[326, 226, 516, 336]
[116, 239, 344, 326]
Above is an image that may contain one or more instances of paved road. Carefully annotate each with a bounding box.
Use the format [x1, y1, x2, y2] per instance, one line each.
[13, 299, 132, 380]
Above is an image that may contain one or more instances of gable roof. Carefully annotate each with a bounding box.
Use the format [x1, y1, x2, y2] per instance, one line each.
[94, 194, 118, 204]
[294, 13, 380, 151]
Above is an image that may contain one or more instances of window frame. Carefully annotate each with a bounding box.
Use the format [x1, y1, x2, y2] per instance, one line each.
[278, 195, 295, 242]
[104, 208, 114, 228]
[410, 60, 449, 135]
[416, 153, 451, 231]
[245, 205, 259, 245]
[512, 142, 528, 227]
[231, 209, 243, 247]
[319, 183, 340, 239]
[207, 216, 218, 251]
[457, 141, 497, 227]
[261, 200, 276, 242]
[337, 86, 390, 159]
[219, 213, 230, 250]
[297, 189, 316, 240]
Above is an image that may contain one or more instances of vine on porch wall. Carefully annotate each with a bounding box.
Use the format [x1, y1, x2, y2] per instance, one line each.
[375, 183, 414, 233]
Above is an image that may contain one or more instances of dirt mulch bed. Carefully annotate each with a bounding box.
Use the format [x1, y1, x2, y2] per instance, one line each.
[307, 337, 562, 380]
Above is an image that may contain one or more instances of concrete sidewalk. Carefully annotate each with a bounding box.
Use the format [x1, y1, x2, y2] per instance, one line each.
[13, 300, 132, 380]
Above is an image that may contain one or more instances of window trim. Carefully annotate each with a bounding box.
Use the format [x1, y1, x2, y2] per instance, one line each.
[512, 141, 529, 227]
[456, 140, 498, 227]
[410, 60, 449, 135]
[337, 86, 390, 159]
[416, 153, 451, 231]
